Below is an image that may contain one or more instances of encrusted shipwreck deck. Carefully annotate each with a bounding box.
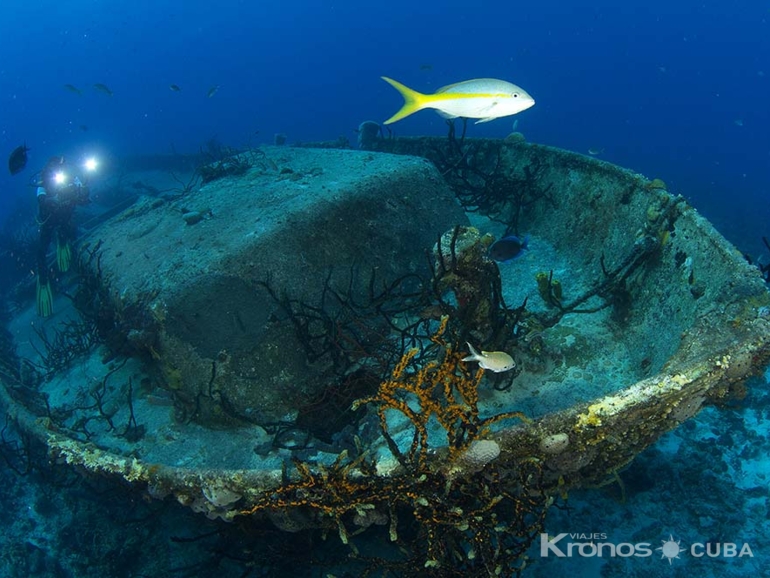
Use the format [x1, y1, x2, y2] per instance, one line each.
[81, 147, 466, 425]
[2, 138, 770, 569]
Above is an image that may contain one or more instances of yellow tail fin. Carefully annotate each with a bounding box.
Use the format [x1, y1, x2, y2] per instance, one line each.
[381, 77, 428, 124]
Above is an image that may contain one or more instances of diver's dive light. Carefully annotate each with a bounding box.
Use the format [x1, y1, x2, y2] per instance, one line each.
[54, 171, 67, 185]
[84, 156, 98, 172]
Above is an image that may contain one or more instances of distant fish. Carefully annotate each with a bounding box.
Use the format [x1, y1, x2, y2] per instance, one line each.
[94, 83, 114, 96]
[734, 119, 744, 127]
[488, 234, 529, 263]
[79, 125, 89, 132]
[169, 84, 181, 92]
[381, 76, 535, 125]
[462, 343, 516, 373]
[356, 120, 381, 149]
[8, 143, 30, 175]
[587, 147, 604, 156]
[419, 63, 433, 71]
[64, 84, 82, 96]
[207, 85, 220, 98]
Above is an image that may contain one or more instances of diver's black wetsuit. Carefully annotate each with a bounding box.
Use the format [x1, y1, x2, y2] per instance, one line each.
[35, 162, 89, 285]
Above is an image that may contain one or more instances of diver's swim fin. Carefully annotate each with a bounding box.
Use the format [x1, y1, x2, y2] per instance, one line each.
[56, 237, 72, 273]
[36, 278, 54, 318]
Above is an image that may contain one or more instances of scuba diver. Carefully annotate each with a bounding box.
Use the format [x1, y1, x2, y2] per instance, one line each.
[35, 155, 91, 317]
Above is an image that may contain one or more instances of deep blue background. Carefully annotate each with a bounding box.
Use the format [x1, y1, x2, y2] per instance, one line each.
[1, 0, 768, 253]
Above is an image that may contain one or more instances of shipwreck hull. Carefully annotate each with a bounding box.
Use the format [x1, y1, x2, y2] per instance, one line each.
[2, 137, 769, 570]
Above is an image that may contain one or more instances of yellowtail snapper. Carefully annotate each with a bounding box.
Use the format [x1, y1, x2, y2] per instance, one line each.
[381, 76, 534, 125]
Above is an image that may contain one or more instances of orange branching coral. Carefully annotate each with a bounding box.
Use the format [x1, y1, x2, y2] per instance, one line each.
[240, 450, 388, 545]
[353, 315, 529, 469]
[239, 317, 543, 575]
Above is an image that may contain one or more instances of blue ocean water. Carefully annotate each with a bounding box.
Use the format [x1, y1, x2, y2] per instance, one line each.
[1, 0, 768, 250]
[1, 1, 769, 576]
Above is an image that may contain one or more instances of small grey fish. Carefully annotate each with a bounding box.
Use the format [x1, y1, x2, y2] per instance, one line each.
[207, 85, 220, 98]
[64, 83, 82, 96]
[94, 83, 113, 96]
[488, 234, 529, 263]
[169, 84, 181, 92]
[462, 343, 516, 373]
[8, 143, 30, 175]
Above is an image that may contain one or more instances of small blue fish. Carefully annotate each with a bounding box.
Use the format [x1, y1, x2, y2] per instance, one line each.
[488, 235, 529, 262]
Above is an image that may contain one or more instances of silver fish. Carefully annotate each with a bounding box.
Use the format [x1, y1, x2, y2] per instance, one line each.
[462, 342, 516, 373]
